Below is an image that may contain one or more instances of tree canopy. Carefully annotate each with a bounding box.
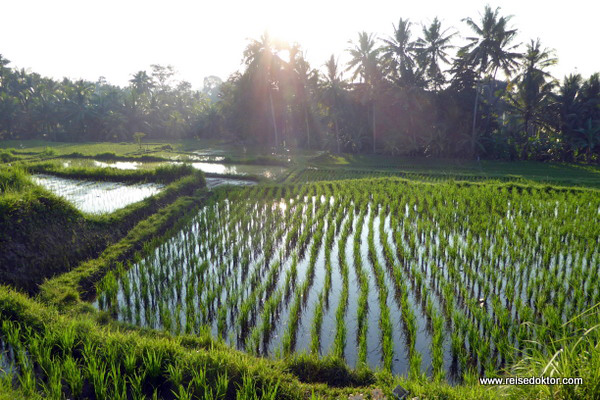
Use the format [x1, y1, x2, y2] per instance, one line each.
[1, 5, 598, 163]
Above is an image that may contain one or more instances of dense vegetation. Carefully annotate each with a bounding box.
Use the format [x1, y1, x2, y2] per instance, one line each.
[1, 5, 599, 162]
[0, 143, 599, 398]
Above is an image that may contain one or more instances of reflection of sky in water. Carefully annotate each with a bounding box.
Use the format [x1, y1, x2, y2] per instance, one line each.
[205, 177, 256, 188]
[93, 161, 141, 170]
[189, 162, 285, 179]
[32, 174, 163, 214]
[58, 159, 286, 179]
[61, 159, 152, 170]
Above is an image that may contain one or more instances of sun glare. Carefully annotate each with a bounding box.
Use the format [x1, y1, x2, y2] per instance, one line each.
[276, 49, 290, 63]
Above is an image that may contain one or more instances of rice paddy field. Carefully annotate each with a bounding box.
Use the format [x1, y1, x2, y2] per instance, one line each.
[59, 158, 289, 180]
[30, 172, 254, 214]
[94, 178, 600, 382]
[1, 141, 600, 400]
[31, 174, 165, 214]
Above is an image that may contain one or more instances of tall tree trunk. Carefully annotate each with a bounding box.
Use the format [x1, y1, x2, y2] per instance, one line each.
[521, 113, 531, 160]
[483, 71, 499, 137]
[471, 80, 481, 158]
[269, 90, 278, 148]
[334, 116, 341, 154]
[304, 106, 310, 149]
[372, 101, 376, 153]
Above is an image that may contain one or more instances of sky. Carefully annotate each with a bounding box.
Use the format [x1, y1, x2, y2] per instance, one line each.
[1, 0, 598, 90]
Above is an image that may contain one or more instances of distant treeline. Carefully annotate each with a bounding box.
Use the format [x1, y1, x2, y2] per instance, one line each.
[0, 5, 598, 162]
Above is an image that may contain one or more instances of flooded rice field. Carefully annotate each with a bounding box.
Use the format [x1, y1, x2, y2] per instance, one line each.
[59, 158, 287, 179]
[205, 177, 256, 189]
[93, 180, 600, 381]
[31, 174, 163, 214]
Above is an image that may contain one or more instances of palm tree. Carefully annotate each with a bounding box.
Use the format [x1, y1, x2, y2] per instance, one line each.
[414, 17, 456, 91]
[462, 5, 522, 157]
[346, 32, 381, 152]
[286, 45, 318, 149]
[346, 32, 380, 84]
[380, 19, 418, 84]
[130, 71, 154, 96]
[0, 55, 10, 91]
[320, 55, 346, 153]
[555, 74, 583, 160]
[243, 33, 287, 148]
[574, 118, 600, 162]
[63, 79, 95, 139]
[509, 39, 557, 158]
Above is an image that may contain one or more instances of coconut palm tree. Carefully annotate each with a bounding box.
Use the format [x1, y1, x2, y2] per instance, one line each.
[462, 5, 522, 157]
[286, 45, 318, 148]
[414, 17, 456, 91]
[63, 79, 95, 139]
[555, 74, 583, 160]
[346, 32, 381, 152]
[0, 55, 10, 91]
[243, 33, 287, 148]
[320, 55, 346, 153]
[574, 118, 600, 162]
[509, 39, 557, 158]
[130, 71, 154, 96]
[347, 32, 380, 84]
[380, 19, 419, 85]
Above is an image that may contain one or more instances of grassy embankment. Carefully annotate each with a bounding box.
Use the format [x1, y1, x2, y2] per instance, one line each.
[0, 163, 206, 293]
[0, 140, 295, 167]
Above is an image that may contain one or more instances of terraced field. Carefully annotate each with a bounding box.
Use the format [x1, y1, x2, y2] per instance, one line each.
[95, 178, 600, 381]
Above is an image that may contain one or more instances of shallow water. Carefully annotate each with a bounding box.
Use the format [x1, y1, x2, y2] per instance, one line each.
[32, 174, 163, 214]
[205, 177, 256, 189]
[92, 183, 600, 382]
[187, 162, 287, 179]
[59, 158, 287, 179]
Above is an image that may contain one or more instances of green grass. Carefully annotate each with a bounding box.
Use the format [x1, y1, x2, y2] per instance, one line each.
[302, 153, 600, 188]
[0, 285, 505, 399]
[26, 161, 201, 184]
[0, 163, 205, 293]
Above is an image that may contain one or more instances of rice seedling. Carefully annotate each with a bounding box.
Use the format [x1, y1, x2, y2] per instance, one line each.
[86, 176, 599, 382]
[63, 355, 84, 398]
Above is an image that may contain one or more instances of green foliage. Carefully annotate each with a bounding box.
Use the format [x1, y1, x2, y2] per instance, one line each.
[133, 132, 146, 151]
[0, 166, 32, 193]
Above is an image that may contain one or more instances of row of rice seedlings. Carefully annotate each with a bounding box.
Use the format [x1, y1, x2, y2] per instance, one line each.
[352, 199, 370, 366]
[308, 200, 341, 355]
[387, 220, 420, 377]
[246, 287, 284, 355]
[286, 167, 517, 185]
[232, 195, 312, 349]
[430, 309, 445, 381]
[331, 208, 352, 359]
[366, 204, 394, 371]
[281, 197, 329, 356]
[238, 256, 282, 341]
[98, 191, 268, 333]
